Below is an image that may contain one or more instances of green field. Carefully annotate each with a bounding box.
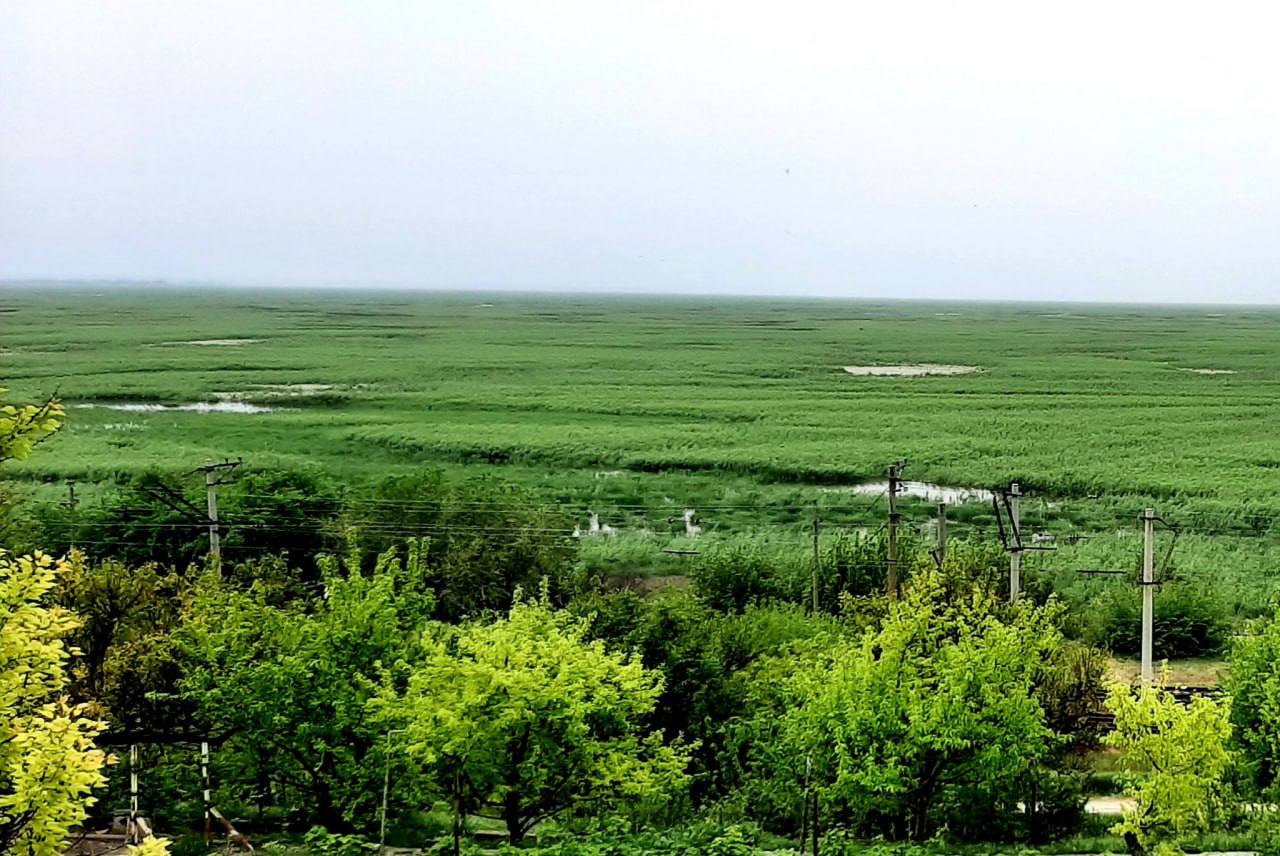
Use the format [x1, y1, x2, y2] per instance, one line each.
[7, 285, 1280, 633]
[6, 284, 1280, 516]
[7, 284, 1280, 611]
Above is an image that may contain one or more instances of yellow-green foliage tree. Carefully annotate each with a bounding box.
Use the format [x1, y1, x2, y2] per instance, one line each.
[2, 389, 107, 856]
[1105, 680, 1233, 856]
[0, 390, 62, 467]
[1, 551, 108, 856]
[0, 391, 63, 550]
[381, 586, 690, 851]
[746, 569, 1064, 842]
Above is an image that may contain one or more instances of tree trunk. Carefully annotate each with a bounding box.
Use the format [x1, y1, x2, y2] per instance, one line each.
[504, 791, 525, 845]
[1027, 778, 1040, 843]
[909, 784, 935, 841]
[451, 798, 461, 856]
[451, 769, 464, 856]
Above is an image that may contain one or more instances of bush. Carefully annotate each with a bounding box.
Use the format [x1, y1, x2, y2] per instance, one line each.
[494, 821, 781, 856]
[1083, 581, 1230, 659]
[689, 540, 789, 612]
[304, 826, 372, 856]
[347, 470, 581, 620]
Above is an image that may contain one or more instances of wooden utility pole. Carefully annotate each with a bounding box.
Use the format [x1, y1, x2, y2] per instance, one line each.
[886, 461, 905, 598]
[1141, 507, 1156, 684]
[811, 513, 821, 613]
[1009, 482, 1022, 602]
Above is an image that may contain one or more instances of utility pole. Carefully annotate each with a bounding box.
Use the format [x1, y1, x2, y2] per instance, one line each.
[205, 468, 221, 563]
[935, 502, 947, 566]
[1009, 482, 1022, 603]
[65, 480, 79, 549]
[379, 729, 404, 855]
[886, 460, 905, 598]
[195, 460, 241, 567]
[1141, 507, 1156, 684]
[811, 513, 821, 613]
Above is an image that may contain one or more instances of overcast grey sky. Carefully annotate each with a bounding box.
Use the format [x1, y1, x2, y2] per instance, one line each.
[2, 2, 1277, 302]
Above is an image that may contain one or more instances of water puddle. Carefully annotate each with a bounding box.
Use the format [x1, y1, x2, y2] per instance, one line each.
[213, 384, 336, 400]
[843, 364, 978, 377]
[842, 481, 995, 504]
[75, 401, 274, 414]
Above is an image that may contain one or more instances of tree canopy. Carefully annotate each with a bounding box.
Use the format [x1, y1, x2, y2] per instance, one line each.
[738, 569, 1064, 841]
[1, 551, 107, 856]
[380, 586, 690, 847]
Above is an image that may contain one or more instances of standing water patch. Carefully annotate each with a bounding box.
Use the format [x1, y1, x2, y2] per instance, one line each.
[74, 401, 274, 414]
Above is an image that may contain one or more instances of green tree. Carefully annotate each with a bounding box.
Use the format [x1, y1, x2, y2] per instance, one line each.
[0, 391, 62, 466]
[1, 551, 108, 856]
[1227, 605, 1280, 796]
[380, 587, 690, 850]
[55, 467, 343, 573]
[577, 591, 832, 805]
[1104, 680, 1234, 856]
[742, 570, 1062, 841]
[0, 391, 63, 551]
[348, 471, 580, 620]
[178, 544, 432, 830]
[55, 554, 193, 738]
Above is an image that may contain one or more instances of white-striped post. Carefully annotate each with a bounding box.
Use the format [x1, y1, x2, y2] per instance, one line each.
[129, 744, 139, 843]
[201, 741, 212, 844]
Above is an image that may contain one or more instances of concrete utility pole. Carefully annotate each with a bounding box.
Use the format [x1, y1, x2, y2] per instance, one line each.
[935, 502, 948, 566]
[196, 460, 241, 566]
[1141, 507, 1156, 684]
[811, 513, 821, 613]
[1009, 482, 1022, 603]
[886, 461, 905, 598]
[379, 729, 404, 855]
[205, 469, 221, 562]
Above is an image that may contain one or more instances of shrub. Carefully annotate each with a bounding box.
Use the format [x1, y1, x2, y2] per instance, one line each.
[1084, 582, 1230, 659]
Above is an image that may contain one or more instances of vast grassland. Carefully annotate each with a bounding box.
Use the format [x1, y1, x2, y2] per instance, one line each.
[6, 284, 1280, 511]
[5, 283, 1280, 582]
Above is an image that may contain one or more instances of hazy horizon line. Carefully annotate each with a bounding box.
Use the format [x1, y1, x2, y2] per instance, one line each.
[4, 277, 1279, 310]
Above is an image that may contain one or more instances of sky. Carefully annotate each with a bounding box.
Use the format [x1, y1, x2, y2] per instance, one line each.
[2, 2, 1278, 302]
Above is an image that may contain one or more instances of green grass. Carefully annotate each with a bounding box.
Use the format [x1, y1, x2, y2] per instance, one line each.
[8, 286, 1280, 502]
[5, 285, 1280, 593]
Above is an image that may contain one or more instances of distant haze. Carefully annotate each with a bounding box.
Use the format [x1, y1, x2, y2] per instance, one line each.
[2, 2, 1278, 303]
